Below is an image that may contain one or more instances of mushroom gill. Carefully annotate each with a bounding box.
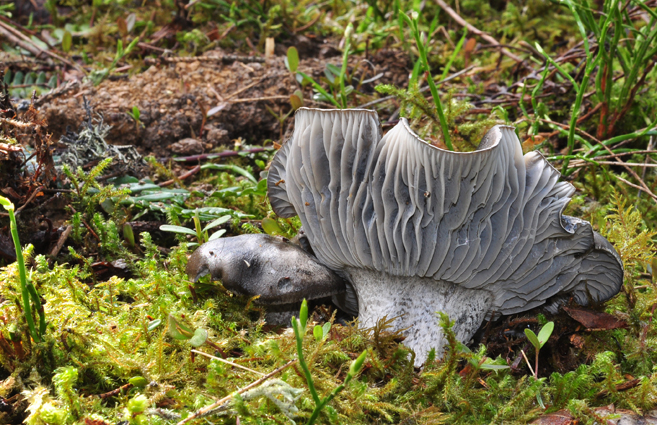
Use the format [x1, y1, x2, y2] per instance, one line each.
[267, 107, 623, 365]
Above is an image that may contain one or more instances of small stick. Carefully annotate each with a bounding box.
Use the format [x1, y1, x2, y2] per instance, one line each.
[144, 55, 265, 65]
[228, 95, 288, 103]
[16, 186, 44, 214]
[191, 349, 265, 376]
[173, 147, 274, 163]
[358, 66, 475, 109]
[49, 225, 73, 262]
[434, 0, 524, 63]
[176, 359, 297, 425]
[98, 383, 133, 399]
[158, 165, 201, 187]
[520, 349, 536, 378]
[571, 161, 657, 168]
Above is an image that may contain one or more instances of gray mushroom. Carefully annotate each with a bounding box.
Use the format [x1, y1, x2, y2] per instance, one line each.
[266, 107, 623, 365]
[187, 234, 347, 323]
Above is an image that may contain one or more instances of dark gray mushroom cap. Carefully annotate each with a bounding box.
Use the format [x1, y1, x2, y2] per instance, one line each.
[186, 234, 346, 305]
[267, 108, 623, 315]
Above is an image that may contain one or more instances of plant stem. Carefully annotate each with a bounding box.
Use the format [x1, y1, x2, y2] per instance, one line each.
[7, 208, 41, 342]
[339, 24, 353, 108]
[291, 318, 321, 405]
[402, 13, 453, 151]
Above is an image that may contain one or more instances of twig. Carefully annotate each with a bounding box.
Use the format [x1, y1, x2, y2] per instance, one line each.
[614, 175, 657, 202]
[571, 161, 657, 168]
[158, 165, 201, 187]
[591, 139, 657, 203]
[358, 66, 475, 109]
[434, 0, 524, 63]
[637, 133, 655, 201]
[520, 349, 536, 377]
[228, 95, 288, 103]
[173, 147, 274, 163]
[0, 20, 83, 71]
[191, 349, 265, 376]
[16, 186, 44, 214]
[145, 55, 265, 65]
[225, 77, 267, 100]
[0, 117, 38, 129]
[176, 359, 297, 425]
[98, 383, 133, 399]
[49, 225, 73, 263]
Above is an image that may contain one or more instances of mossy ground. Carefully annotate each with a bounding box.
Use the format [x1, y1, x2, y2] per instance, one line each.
[1, 0, 657, 423]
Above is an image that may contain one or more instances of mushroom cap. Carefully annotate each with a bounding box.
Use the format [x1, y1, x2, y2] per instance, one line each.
[186, 234, 346, 305]
[267, 108, 623, 315]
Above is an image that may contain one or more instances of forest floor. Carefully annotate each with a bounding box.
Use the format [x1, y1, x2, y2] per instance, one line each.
[0, 0, 657, 424]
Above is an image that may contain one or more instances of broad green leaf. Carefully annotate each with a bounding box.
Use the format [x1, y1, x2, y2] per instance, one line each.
[203, 215, 231, 232]
[286, 46, 299, 72]
[480, 364, 511, 370]
[159, 225, 197, 236]
[537, 321, 554, 348]
[262, 217, 286, 236]
[207, 229, 226, 241]
[524, 328, 540, 350]
[189, 328, 208, 347]
[201, 164, 257, 183]
[322, 322, 331, 339]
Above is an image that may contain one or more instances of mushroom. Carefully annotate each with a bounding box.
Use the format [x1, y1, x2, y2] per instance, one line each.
[187, 233, 347, 324]
[266, 107, 623, 365]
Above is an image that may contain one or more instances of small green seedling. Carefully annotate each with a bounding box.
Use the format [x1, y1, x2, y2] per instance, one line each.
[292, 299, 367, 425]
[0, 195, 46, 343]
[128, 106, 143, 128]
[160, 214, 230, 246]
[168, 314, 208, 347]
[523, 321, 554, 378]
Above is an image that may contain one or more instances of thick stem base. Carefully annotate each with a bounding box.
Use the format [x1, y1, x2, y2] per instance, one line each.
[344, 268, 492, 366]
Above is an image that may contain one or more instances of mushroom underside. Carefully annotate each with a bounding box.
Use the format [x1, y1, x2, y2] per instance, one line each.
[263, 107, 623, 365]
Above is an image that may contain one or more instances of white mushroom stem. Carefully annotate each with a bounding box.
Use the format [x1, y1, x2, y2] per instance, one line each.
[344, 268, 492, 366]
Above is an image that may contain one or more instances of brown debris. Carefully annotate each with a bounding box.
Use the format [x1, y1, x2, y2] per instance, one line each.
[563, 306, 628, 331]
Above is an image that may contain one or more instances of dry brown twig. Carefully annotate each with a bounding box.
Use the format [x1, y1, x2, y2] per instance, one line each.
[176, 359, 297, 425]
[434, 0, 524, 63]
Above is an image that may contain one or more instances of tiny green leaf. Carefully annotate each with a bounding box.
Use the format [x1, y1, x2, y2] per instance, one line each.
[168, 314, 194, 340]
[348, 350, 367, 379]
[203, 215, 231, 232]
[290, 94, 303, 110]
[524, 328, 540, 350]
[207, 229, 226, 241]
[123, 223, 135, 247]
[313, 325, 323, 341]
[537, 321, 554, 348]
[286, 46, 299, 72]
[262, 217, 286, 236]
[147, 319, 161, 331]
[159, 224, 198, 236]
[189, 328, 208, 347]
[62, 30, 72, 52]
[299, 299, 308, 330]
[322, 322, 331, 340]
[129, 376, 148, 387]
